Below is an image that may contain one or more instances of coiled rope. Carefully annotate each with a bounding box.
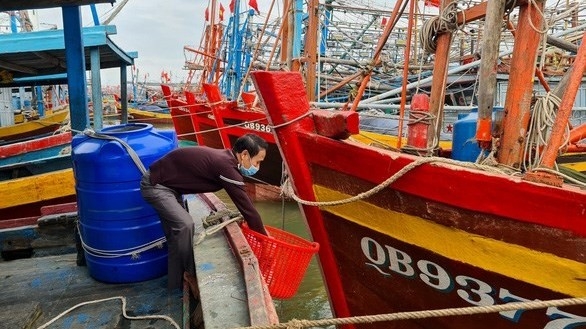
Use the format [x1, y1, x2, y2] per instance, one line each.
[234, 297, 586, 329]
[523, 92, 568, 172]
[419, 2, 465, 54]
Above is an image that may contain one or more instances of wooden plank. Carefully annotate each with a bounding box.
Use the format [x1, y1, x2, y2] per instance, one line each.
[188, 193, 278, 328]
[0, 169, 75, 209]
[0, 254, 182, 328]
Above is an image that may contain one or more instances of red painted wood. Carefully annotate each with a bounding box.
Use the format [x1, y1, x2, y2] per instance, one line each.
[312, 109, 359, 139]
[251, 71, 353, 324]
[162, 84, 197, 142]
[0, 216, 38, 230]
[0, 132, 71, 158]
[40, 202, 78, 216]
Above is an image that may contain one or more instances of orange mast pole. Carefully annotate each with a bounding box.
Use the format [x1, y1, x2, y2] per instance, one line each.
[426, 0, 454, 150]
[305, 0, 319, 101]
[497, 0, 544, 168]
[538, 32, 586, 169]
[396, 0, 416, 148]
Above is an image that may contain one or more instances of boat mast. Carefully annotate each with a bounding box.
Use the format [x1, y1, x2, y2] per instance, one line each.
[305, 0, 319, 101]
[475, 0, 507, 151]
[496, 0, 545, 168]
[426, 0, 454, 152]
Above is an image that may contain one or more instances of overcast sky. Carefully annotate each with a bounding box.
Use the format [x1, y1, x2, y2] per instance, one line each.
[30, 0, 396, 86]
[35, 1, 227, 86]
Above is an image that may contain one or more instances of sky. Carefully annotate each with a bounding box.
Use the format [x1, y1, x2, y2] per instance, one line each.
[28, 0, 395, 87]
[34, 0, 219, 86]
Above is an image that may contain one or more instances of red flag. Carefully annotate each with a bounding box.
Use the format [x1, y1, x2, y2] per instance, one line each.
[205, 7, 209, 21]
[424, 0, 440, 7]
[219, 3, 225, 21]
[381, 17, 388, 27]
[248, 0, 259, 13]
[229, 0, 235, 12]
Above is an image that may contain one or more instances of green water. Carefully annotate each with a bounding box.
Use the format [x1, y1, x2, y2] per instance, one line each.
[215, 191, 333, 324]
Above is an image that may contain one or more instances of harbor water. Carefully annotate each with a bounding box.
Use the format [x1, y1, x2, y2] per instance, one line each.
[215, 190, 334, 325]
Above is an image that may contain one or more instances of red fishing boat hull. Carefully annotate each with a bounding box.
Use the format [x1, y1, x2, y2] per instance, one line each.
[252, 71, 586, 329]
[162, 84, 197, 143]
[164, 84, 285, 199]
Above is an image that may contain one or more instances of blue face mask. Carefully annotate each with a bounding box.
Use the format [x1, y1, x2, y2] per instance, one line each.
[239, 163, 259, 176]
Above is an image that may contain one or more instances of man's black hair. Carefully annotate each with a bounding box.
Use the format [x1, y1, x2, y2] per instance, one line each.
[233, 133, 268, 157]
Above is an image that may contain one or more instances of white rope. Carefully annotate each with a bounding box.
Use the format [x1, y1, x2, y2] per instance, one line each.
[282, 156, 509, 207]
[194, 216, 243, 245]
[523, 92, 569, 172]
[77, 223, 166, 259]
[235, 296, 586, 329]
[36, 296, 180, 329]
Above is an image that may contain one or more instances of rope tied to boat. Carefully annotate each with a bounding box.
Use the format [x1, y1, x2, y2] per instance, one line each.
[194, 213, 244, 246]
[281, 156, 508, 207]
[236, 296, 586, 329]
[524, 92, 568, 171]
[401, 110, 438, 156]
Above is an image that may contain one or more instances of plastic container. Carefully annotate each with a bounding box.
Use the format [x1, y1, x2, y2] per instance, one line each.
[452, 107, 503, 162]
[241, 223, 320, 299]
[72, 123, 177, 283]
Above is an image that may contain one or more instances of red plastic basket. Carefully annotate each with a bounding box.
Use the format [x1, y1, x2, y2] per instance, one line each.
[241, 223, 320, 299]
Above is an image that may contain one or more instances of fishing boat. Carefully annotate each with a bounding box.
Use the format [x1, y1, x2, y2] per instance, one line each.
[161, 84, 198, 143]
[0, 169, 76, 222]
[0, 131, 72, 180]
[128, 104, 173, 125]
[250, 0, 586, 325]
[0, 106, 70, 143]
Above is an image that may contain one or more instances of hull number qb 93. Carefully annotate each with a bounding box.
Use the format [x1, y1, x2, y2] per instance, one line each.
[360, 237, 586, 329]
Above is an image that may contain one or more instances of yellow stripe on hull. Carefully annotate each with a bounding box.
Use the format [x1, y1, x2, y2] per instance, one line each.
[128, 108, 172, 120]
[314, 185, 586, 297]
[561, 161, 586, 172]
[0, 107, 69, 140]
[351, 131, 453, 150]
[0, 168, 75, 209]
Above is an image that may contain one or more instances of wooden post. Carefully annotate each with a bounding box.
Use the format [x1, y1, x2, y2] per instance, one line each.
[305, 0, 319, 101]
[427, 0, 454, 151]
[496, 0, 544, 168]
[475, 0, 506, 148]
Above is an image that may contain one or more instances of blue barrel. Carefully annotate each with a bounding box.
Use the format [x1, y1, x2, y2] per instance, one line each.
[452, 107, 503, 162]
[72, 123, 177, 283]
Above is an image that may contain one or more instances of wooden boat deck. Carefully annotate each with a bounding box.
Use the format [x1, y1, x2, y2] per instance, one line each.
[0, 193, 278, 328]
[0, 253, 182, 328]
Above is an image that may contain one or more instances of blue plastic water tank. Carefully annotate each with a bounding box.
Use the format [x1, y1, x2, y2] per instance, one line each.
[452, 107, 503, 162]
[72, 123, 177, 283]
